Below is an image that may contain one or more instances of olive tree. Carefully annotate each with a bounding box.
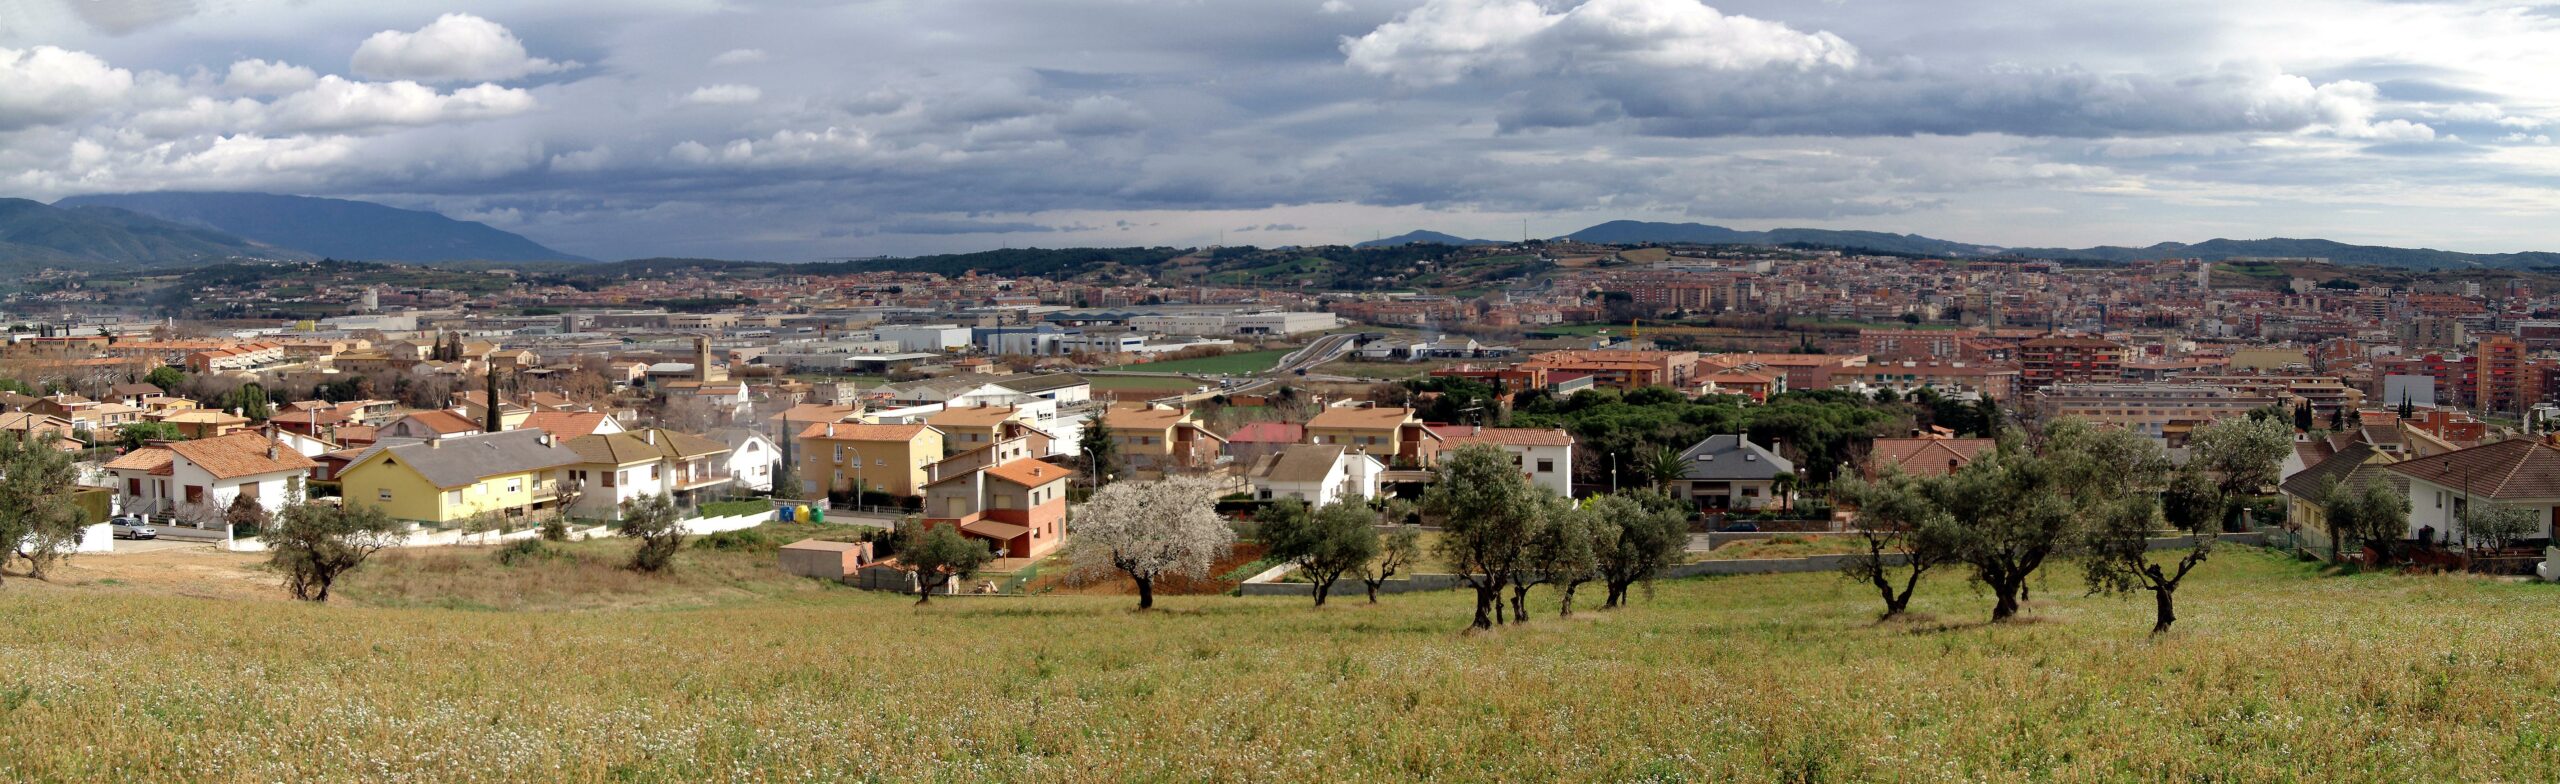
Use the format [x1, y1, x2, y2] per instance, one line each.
[1832, 473, 1958, 621]
[0, 431, 83, 583]
[1359, 524, 1423, 603]
[268, 502, 403, 601]
[1422, 444, 1545, 631]
[1257, 498, 1380, 607]
[1531, 498, 1601, 618]
[617, 494, 684, 573]
[1589, 490, 1689, 609]
[1933, 421, 2166, 622]
[2323, 479, 2410, 567]
[1070, 475, 1233, 610]
[2078, 413, 2282, 635]
[2461, 503, 2539, 552]
[899, 521, 994, 605]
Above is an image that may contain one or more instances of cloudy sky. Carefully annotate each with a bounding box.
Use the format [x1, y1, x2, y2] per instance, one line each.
[3, 0, 2558, 261]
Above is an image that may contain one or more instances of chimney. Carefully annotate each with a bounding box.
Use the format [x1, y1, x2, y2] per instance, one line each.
[644, 430, 656, 445]
[428, 439, 441, 449]
[266, 446, 278, 460]
[825, 423, 836, 438]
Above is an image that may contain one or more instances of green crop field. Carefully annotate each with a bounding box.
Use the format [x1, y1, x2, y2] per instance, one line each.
[5, 546, 2560, 781]
[1106, 348, 1296, 375]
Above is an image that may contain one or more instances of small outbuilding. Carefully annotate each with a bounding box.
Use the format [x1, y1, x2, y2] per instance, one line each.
[778, 539, 875, 581]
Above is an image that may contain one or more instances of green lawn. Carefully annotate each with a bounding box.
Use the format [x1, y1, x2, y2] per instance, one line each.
[1106, 348, 1297, 375]
[9, 549, 2560, 780]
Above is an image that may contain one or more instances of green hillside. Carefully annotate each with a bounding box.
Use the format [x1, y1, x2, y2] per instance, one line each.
[5, 548, 2558, 781]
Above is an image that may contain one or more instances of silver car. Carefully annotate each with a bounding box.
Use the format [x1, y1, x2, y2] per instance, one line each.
[111, 515, 158, 540]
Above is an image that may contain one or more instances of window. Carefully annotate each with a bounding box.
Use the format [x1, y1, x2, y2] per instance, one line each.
[649, 465, 660, 481]
[379, 489, 392, 502]
[1536, 459, 1554, 473]
[507, 479, 521, 493]
[834, 445, 844, 463]
[446, 490, 463, 505]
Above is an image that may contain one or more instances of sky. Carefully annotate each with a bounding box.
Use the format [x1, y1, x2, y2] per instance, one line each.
[2, 0, 2559, 261]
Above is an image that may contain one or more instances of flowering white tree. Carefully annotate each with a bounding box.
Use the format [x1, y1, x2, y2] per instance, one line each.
[1070, 475, 1234, 610]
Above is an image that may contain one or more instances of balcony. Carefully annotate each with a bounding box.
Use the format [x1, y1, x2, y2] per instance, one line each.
[673, 468, 732, 490]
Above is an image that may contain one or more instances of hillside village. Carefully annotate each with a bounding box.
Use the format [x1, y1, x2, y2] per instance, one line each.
[1, 241, 2558, 598]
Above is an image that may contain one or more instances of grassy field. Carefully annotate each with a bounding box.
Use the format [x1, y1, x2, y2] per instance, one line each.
[7, 547, 2560, 781]
[1106, 348, 1296, 375]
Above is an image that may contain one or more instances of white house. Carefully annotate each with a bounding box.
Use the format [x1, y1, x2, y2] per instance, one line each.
[561, 429, 736, 518]
[1245, 444, 1386, 507]
[101, 431, 319, 521]
[1429, 425, 1576, 497]
[710, 428, 781, 493]
[2384, 438, 2560, 545]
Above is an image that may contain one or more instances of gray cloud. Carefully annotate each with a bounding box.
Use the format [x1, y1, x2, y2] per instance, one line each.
[0, 0, 2555, 259]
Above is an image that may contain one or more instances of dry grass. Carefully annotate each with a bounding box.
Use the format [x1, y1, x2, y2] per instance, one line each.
[5, 549, 2560, 781]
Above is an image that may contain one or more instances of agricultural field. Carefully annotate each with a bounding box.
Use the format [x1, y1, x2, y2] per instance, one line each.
[1105, 348, 1297, 375]
[6, 548, 2560, 781]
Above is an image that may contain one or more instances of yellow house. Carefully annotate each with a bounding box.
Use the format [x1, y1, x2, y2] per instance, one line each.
[1098, 402, 1225, 473]
[338, 429, 584, 525]
[923, 404, 1037, 456]
[1305, 405, 1441, 468]
[453, 391, 534, 431]
[796, 422, 943, 499]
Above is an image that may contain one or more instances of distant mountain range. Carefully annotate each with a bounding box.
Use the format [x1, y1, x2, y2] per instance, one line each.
[54, 192, 589, 263]
[1558, 220, 1998, 257]
[1354, 219, 2560, 270]
[1355, 230, 1499, 248]
[0, 198, 313, 269]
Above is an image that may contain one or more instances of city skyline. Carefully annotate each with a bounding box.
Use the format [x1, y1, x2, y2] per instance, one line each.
[3, 0, 2557, 260]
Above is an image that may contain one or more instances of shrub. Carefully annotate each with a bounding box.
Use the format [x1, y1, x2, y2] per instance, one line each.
[494, 538, 565, 567]
[691, 528, 779, 552]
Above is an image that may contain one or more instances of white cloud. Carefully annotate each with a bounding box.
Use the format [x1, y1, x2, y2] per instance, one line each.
[223, 59, 318, 96]
[1319, 0, 1353, 14]
[1343, 0, 1855, 87]
[550, 146, 614, 172]
[0, 45, 135, 129]
[351, 14, 568, 83]
[682, 84, 763, 105]
[266, 76, 536, 132]
[708, 48, 768, 66]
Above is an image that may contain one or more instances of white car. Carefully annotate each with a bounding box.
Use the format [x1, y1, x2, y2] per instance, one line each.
[111, 515, 159, 540]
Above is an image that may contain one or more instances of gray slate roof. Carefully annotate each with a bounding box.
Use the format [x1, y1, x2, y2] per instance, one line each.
[1678, 434, 1794, 481]
[365, 429, 584, 488]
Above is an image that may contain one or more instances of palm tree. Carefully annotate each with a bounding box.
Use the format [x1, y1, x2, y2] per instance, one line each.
[1771, 471, 1799, 514]
[1642, 446, 1688, 490]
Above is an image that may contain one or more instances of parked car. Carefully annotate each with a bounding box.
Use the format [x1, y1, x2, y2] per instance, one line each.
[1716, 522, 1759, 533]
[111, 515, 159, 540]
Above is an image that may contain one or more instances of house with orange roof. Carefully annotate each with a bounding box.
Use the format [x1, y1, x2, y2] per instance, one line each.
[516, 410, 624, 439]
[1863, 437, 1996, 479]
[795, 421, 945, 499]
[1517, 349, 1701, 391]
[102, 431, 317, 520]
[1427, 425, 1574, 495]
[1699, 367, 1785, 403]
[380, 410, 485, 441]
[1305, 405, 1442, 468]
[920, 450, 1073, 558]
[924, 403, 1040, 456]
[152, 409, 252, 439]
[0, 413, 82, 452]
[1097, 402, 1227, 473]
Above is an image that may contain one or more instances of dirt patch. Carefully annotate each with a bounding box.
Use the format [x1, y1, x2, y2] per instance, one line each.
[17, 545, 285, 602]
